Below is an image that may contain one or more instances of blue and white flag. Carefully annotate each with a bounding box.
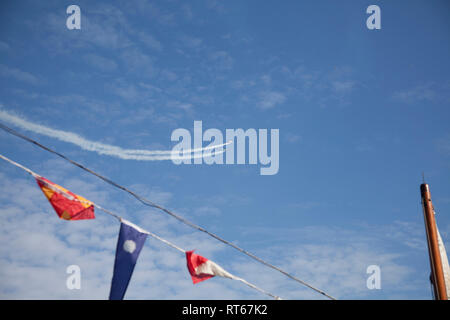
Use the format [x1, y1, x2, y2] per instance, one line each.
[109, 219, 148, 300]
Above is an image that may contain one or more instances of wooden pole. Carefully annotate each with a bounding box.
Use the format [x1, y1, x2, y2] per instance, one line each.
[420, 183, 448, 300]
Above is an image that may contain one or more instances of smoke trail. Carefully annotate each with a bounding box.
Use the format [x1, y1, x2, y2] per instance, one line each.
[0, 109, 228, 161]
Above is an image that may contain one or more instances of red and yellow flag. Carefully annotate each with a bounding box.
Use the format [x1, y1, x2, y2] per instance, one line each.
[36, 176, 95, 220]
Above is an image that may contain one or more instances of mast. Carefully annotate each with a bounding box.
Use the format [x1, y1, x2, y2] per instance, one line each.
[420, 183, 448, 300]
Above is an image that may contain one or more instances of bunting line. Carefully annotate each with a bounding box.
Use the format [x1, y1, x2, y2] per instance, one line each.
[0, 122, 337, 300]
[0, 152, 281, 300]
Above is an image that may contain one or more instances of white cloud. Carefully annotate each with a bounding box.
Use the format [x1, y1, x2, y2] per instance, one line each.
[206, 0, 227, 14]
[209, 51, 234, 70]
[138, 82, 162, 93]
[138, 32, 163, 52]
[161, 69, 178, 81]
[194, 206, 222, 217]
[393, 83, 448, 104]
[108, 81, 141, 101]
[180, 35, 203, 49]
[43, 7, 132, 52]
[258, 91, 286, 110]
[120, 48, 157, 76]
[331, 81, 355, 94]
[0, 64, 41, 86]
[176, 103, 193, 112]
[236, 222, 430, 299]
[128, 1, 176, 26]
[165, 100, 193, 113]
[181, 4, 194, 20]
[261, 74, 271, 85]
[83, 54, 117, 72]
[285, 133, 302, 144]
[256, 64, 358, 107]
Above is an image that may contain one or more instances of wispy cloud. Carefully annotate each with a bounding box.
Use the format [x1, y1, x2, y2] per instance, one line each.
[285, 133, 302, 144]
[43, 7, 132, 52]
[120, 48, 157, 76]
[236, 221, 430, 299]
[258, 91, 286, 110]
[0, 64, 42, 86]
[257, 64, 359, 107]
[393, 82, 450, 104]
[206, 0, 227, 14]
[0, 109, 229, 161]
[231, 64, 358, 112]
[126, 1, 177, 26]
[83, 54, 117, 72]
[393, 83, 438, 104]
[208, 51, 234, 71]
[181, 4, 194, 21]
[194, 206, 222, 217]
[138, 32, 163, 52]
[179, 35, 203, 49]
[331, 80, 355, 94]
[107, 81, 141, 102]
[161, 69, 179, 81]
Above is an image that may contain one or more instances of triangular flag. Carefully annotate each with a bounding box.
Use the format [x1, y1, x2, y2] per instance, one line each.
[109, 219, 148, 300]
[36, 176, 95, 220]
[186, 250, 235, 284]
[436, 226, 450, 299]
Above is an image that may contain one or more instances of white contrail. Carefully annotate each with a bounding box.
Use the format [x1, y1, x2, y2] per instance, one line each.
[0, 109, 228, 161]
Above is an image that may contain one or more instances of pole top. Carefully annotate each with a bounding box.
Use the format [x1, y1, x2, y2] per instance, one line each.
[420, 183, 430, 198]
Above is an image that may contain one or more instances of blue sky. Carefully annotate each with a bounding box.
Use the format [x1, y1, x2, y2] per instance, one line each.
[0, 0, 450, 299]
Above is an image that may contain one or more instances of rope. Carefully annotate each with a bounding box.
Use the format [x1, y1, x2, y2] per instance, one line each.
[0, 122, 336, 300]
[236, 277, 281, 300]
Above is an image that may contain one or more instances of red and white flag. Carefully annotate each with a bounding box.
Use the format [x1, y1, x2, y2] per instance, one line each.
[185, 250, 236, 284]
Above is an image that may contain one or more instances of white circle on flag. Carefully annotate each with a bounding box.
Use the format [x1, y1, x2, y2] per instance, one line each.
[123, 240, 136, 253]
